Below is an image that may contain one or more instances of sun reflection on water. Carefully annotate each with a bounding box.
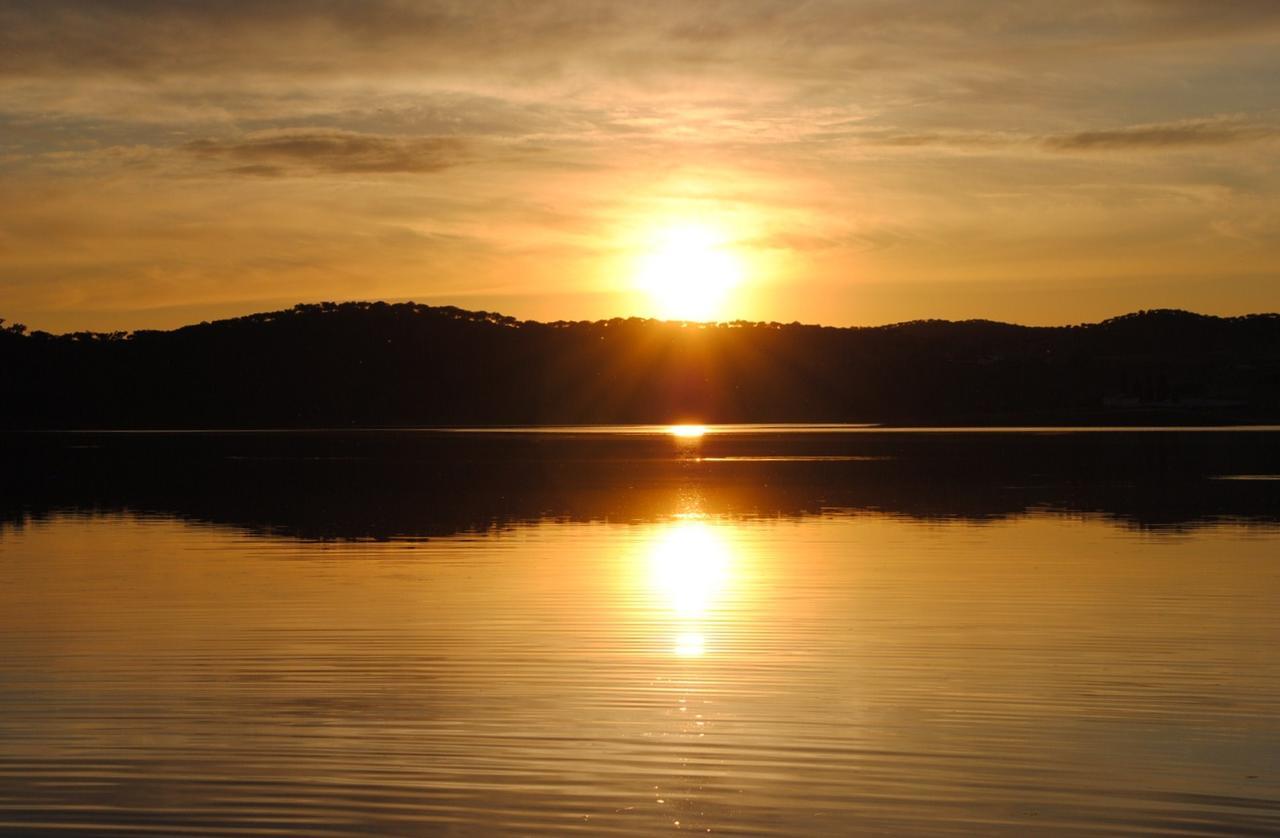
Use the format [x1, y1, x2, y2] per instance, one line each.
[647, 518, 734, 656]
[649, 519, 731, 619]
[673, 632, 706, 657]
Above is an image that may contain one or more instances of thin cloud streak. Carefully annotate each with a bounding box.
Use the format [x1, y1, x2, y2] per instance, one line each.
[1044, 119, 1274, 152]
[184, 129, 470, 175]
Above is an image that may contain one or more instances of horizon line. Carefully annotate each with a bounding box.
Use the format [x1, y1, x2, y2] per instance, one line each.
[6, 300, 1280, 339]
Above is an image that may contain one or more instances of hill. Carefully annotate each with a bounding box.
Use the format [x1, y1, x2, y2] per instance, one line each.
[2, 303, 1278, 428]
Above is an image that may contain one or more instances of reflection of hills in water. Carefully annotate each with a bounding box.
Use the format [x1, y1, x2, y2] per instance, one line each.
[3, 428, 1279, 539]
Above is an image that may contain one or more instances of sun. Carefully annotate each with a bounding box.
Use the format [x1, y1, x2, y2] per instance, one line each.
[634, 223, 744, 321]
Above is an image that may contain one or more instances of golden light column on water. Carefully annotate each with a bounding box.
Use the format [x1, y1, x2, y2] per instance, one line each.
[646, 516, 733, 657]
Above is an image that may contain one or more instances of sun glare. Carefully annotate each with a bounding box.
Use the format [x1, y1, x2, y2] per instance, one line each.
[635, 223, 744, 321]
[669, 424, 708, 438]
[649, 519, 732, 621]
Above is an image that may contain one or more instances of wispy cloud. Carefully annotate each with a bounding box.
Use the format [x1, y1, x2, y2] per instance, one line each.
[849, 119, 1278, 155]
[854, 131, 1018, 150]
[1044, 119, 1272, 152]
[184, 129, 469, 175]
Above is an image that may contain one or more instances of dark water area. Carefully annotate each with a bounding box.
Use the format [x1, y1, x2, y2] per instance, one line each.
[5, 426, 1280, 538]
[1, 427, 1278, 835]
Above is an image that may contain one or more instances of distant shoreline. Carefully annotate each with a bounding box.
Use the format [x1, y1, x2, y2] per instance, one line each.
[6, 423, 1280, 434]
[3, 302, 1278, 430]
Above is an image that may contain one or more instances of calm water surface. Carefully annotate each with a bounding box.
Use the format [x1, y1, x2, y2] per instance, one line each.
[1, 427, 1278, 835]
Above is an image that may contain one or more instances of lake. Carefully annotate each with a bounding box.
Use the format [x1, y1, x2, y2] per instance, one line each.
[2, 427, 1278, 835]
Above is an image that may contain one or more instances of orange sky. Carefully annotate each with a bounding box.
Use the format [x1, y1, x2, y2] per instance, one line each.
[2, 1, 1279, 332]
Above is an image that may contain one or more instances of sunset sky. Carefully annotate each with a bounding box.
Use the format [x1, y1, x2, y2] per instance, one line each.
[2, 1, 1278, 332]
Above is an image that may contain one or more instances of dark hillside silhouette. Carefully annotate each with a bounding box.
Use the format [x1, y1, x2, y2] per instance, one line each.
[2, 303, 1278, 428]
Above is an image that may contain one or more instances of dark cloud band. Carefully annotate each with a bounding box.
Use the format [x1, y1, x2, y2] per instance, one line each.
[1044, 120, 1269, 152]
[184, 129, 468, 175]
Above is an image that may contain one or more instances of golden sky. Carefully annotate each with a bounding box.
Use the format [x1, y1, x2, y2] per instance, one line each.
[2, 1, 1278, 331]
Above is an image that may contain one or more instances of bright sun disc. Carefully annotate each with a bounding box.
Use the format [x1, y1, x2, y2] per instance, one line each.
[635, 224, 743, 321]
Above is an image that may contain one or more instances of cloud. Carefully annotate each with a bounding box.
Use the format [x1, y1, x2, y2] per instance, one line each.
[5, 2, 1279, 85]
[854, 131, 1018, 150]
[850, 120, 1278, 156]
[4, 2, 1279, 146]
[184, 129, 468, 175]
[1043, 119, 1272, 152]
